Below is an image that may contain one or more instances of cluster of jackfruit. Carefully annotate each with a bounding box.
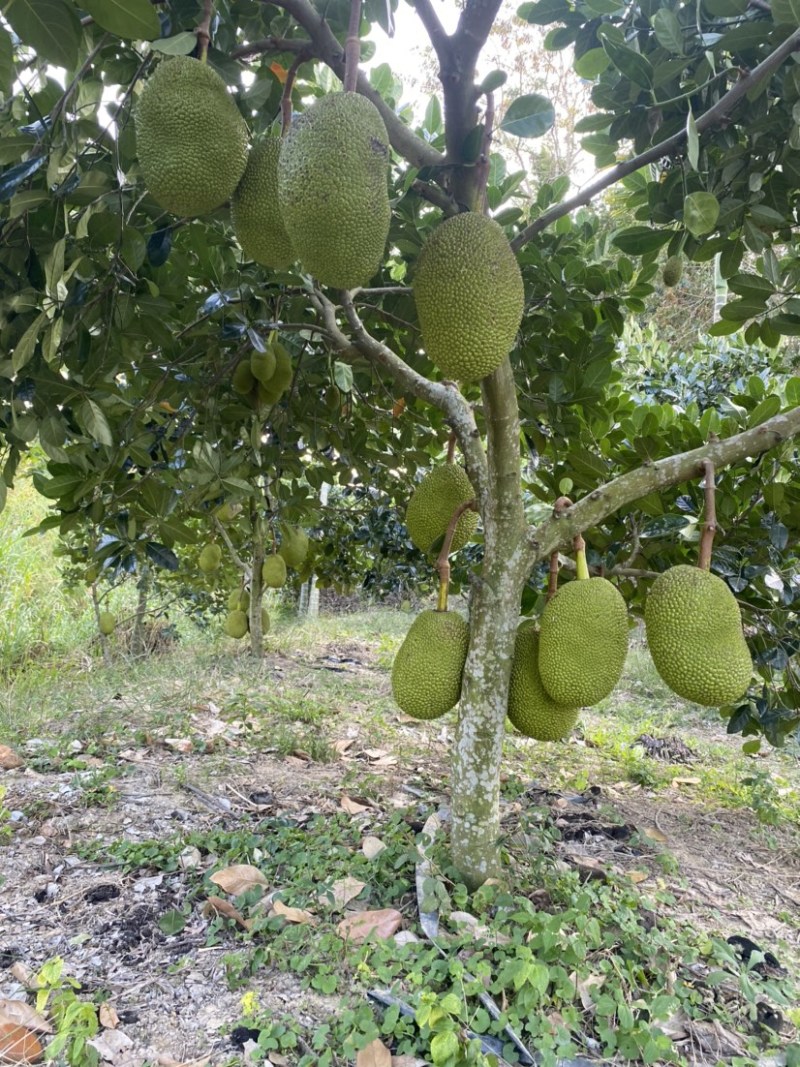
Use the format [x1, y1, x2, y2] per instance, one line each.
[231, 332, 294, 410]
[224, 587, 270, 640]
[222, 524, 309, 638]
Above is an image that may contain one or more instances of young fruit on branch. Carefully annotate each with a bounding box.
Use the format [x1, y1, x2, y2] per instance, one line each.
[224, 610, 248, 639]
[392, 610, 470, 720]
[232, 139, 295, 269]
[198, 543, 222, 573]
[508, 621, 579, 741]
[262, 555, 287, 589]
[405, 466, 478, 555]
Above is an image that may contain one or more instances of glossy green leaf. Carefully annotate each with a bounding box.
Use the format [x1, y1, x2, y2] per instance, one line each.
[598, 30, 653, 88]
[78, 0, 159, 39]
[772, 0, 800, 22]
[150, 32, 198, 55]
[1, 0, 81, 68]
[499, 93, 555, 138]
[0, 26, 13, 95]
[683, 191, 720, 237]
[652, 9, 684, 54]
[612, 226, 673, 254]
[79, 399, 114, 446]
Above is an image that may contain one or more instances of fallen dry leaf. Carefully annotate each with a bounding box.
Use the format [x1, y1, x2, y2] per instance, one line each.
[627, 870, 649, 884]
[336, 908, 402, 943]
[155, 1055, 211, 1067]
[642, 826, 669, 844]
[210, 864, 268, 896]
[0, 1003, 52, 1035]
[361, 836, 387, 860]
[163, 737, 193, 754]
[0, 1022, 44, 1063]
[0, 745, 23, 771]
[202, 895, 251, 930]
[98, 1002, 119, 1029]
[391, 1057, 427, 1067]
[333, 738, 355, 756]
[340, 795, 370, 815]
[356, 1038, 392, 1067]
[321, 877, 366, 909]
[672, 776, 701, 786]
[362, 748, 389, 759]
[270, 899, 318, 926]
[8, 964, 37, 990]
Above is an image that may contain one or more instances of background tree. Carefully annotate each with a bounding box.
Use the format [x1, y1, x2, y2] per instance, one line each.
[1, 0, 799, 887]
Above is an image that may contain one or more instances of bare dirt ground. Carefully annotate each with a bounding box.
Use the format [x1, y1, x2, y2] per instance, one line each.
[1, 627, 798, 1066]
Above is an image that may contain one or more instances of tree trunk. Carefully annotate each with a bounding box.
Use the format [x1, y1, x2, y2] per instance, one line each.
[131, 566, 150, 657]
[90, 583, 112, 667]
[451, 359, 528, 889]
[249, 518, 265, 657]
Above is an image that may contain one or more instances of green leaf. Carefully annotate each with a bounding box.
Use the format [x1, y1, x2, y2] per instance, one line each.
[683, 191, 720, 237]
[430, 1031, 459, 1063]
[333, 361, 354, 394]
[685, 110, 699, 171]
[748, 395, 781, 426]
[79, 399, 114, 446]
[772, 0, 800, 21]
[0, 479, 6, 515]
[652, 9, 684, 54]
[0, 26, 13, 96]
[499, 93, 555, 138]
[159, 909, 187, 935]
[598, 29, 653, 88]
[612, 226, 673, 255]
[78, 0, 159, 38]
[149, 31, 198, 55]
[12, 310, 47, 373]
[573, 48, 609, 79]
[1, 0, 81, 69]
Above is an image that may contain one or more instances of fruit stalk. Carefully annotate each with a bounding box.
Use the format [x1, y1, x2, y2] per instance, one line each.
[548, 496, 573, 599]
[698, 459, 717, 571]
[195, 0, 214, 63]
[281, 53, 307, 135]
[343, 0, 362, 93]
[574, 535, 589, 580]
[436, 498, 478, 608]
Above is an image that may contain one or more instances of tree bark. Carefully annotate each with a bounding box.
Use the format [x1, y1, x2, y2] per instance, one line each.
[91, 583, 112, 667]
[249, 515, 265, 658]
[131, 566, 150, 657]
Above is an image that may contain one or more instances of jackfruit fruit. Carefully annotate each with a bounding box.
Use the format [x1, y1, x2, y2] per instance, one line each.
[215, 501, 239, 522]
[413, 212, 524, 381]
[84, 565, 99, 584]
[224, 610, 248, 639]
[232, 139, 294, 269]
[227, 589, 243, 612]
[134, 56, 249, 217]
[391, 610, 470, 719]
[508, 621, 579, 741]
[278, 525, 308, 569]
[262, 555, 287, 588]
[98, 612, 116, 636]
[538, 577, 628, 706]
[198, 543, 222, 573]
[256, 342, 293, 407]
[662, 255, 683, 287]
[405, 466, 478, 555]
[250, 348, 276, 386]
[645, 565, 752, 706]
[278, 92, 390, 289]
[232, 360, 255, 395]
[261, 607, 271, 635]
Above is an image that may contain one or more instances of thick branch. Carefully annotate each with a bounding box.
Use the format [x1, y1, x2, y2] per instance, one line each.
[526, 406, 800, 564]
[231, 36, 312, 60]
[410, 0, 450, 61]
[511, 27, 800, 250]
[329, 292, 488, 501]
[260, 0, 444, 170]
[454, 0, 505, 68]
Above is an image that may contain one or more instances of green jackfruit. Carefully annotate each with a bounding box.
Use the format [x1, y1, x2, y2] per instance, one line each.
[645, 565, 752, 706]
[406, 466, 478, 555]
[98, 612, 116, 636]
[538, 577, 628, 706]
[262, 555, 287, 588]
[84, 565, 99, 584]
[215, 501, 239, 522]
[391, 610, 470, 720]
[224, 610, 248, 639]
[413, 212, 525, 381]
[662, 255, 683, 288]
[278, 92, 390, 288]
[278, 525, 308, 569]
[134, 56, 249, 217]
[256, 342, 293, 407]
[231, 139, 294, 269]
[198, 543, 222, 573]
[232, 361, 256, 395]
[261, 607, 271, 635]
[508, 621, 579, 741]
[250, 348, 276, 386]
[227, 590, 243, 612]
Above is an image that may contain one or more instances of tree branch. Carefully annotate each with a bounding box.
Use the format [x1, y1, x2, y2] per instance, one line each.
[231, 36, 313, 60]
[258, 0, 444, 170]
[454, 0, 505, 68]
[511, 26, 800, 251]
[526, 405, 800, 564]
[329, 292, 489, 502]
[410, 0, 450, 62]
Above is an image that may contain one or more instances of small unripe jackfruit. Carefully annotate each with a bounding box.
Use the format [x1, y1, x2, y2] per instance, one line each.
[278, 525, 308, 569]
[645, 565, 752, 706]
[262, 555, 287, 588]
[662, 255, 683, 287]
[232, 139, 294, 269]
[98, 612, 116, 636]
[405, 466, 478, 555]
[413, 212, 524, 381]
[224, 610, 248, 639]
[198, 543, 222, 573]
[134, 56, 249, 217]
[261, 607, 271, 635]
[508, 621, 579, 741]
[232, 361, 256, 395]
[391, 610, 470, 719]
[250, 348, 276, 386]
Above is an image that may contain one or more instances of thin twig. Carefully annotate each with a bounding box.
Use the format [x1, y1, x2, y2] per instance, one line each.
[547, 551, 559, 601]
[281, 52, 307, 134]
[476, 91, 495, 214]
[698, 459, 716, 571]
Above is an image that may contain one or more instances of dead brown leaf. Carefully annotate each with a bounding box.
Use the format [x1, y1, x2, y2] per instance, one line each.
[163, 737, 193, 754]
[0, 745, 23, 771]
[0, 1022, 44, 1063]
[155, 1055, 211, 1067]
[8, 964, 37, 990]
[340, 795, 370, 815]
[98, 1002, 119, 1029]
[391, 1058, 427, 1067]
[270, 899, 318, 926]
[672, 776, 701, 786]
[333, 739, 355, 756]
[361, 836, 387, 860]
[336, 908, 402, 943]
[642, 826, 669, 844]
[321, 877, 366, 908]
[202, 895, 252, 930]
[356, 1038, 392, 1067]
[0, 1003, 52, 1034]
[209, 864, 268, 896]
[627, 870, 649, 884]
[362, 748, 389, 759]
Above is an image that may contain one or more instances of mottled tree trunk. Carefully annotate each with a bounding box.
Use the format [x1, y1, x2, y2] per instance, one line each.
[249, 522, 265, 658]
[131, 567, 150, 657]
[91, 583, 112, 667]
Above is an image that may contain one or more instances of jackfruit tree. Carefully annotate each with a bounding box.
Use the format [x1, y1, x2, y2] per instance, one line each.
[2, 0, 800, 888]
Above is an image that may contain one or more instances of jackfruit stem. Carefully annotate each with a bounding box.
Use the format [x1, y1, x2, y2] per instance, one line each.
[547, 551, 559, 601]
[575, 542, 590, 581]
[437, 573, 450, 612]
[698, 459, 717, 571]
[446, 430, 457, 464]
[195, 0, 214, 63]
[281, 53, 306, 135]
[343, 0, 362, 93]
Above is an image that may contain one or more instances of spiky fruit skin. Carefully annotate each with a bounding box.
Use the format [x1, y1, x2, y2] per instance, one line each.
[250, 349, 276, 386]
[198, 543, 222, 573]
[278, 525, 309, 569]
[227, 590, 242, 612]
[98, 612, 116, 636]
[662, 255, 683, 287]
[413, 212, 525, 381]
[232, 361, 255, 395]
[391, 610, 470, 720]
[261, 607, 271, 635]
[645, 565, 752, 706]
[262, 555, 287, 588]
[278, 93, 390, 288]
[405, 466, 478, 555]
[134, 56, 249, 217]
[231, 139, 294, 269]
[508, 622, 579, 741]
[538, 577, 628, 706]
[256, 344, 293, 407]
[224, 610, 248, 639]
